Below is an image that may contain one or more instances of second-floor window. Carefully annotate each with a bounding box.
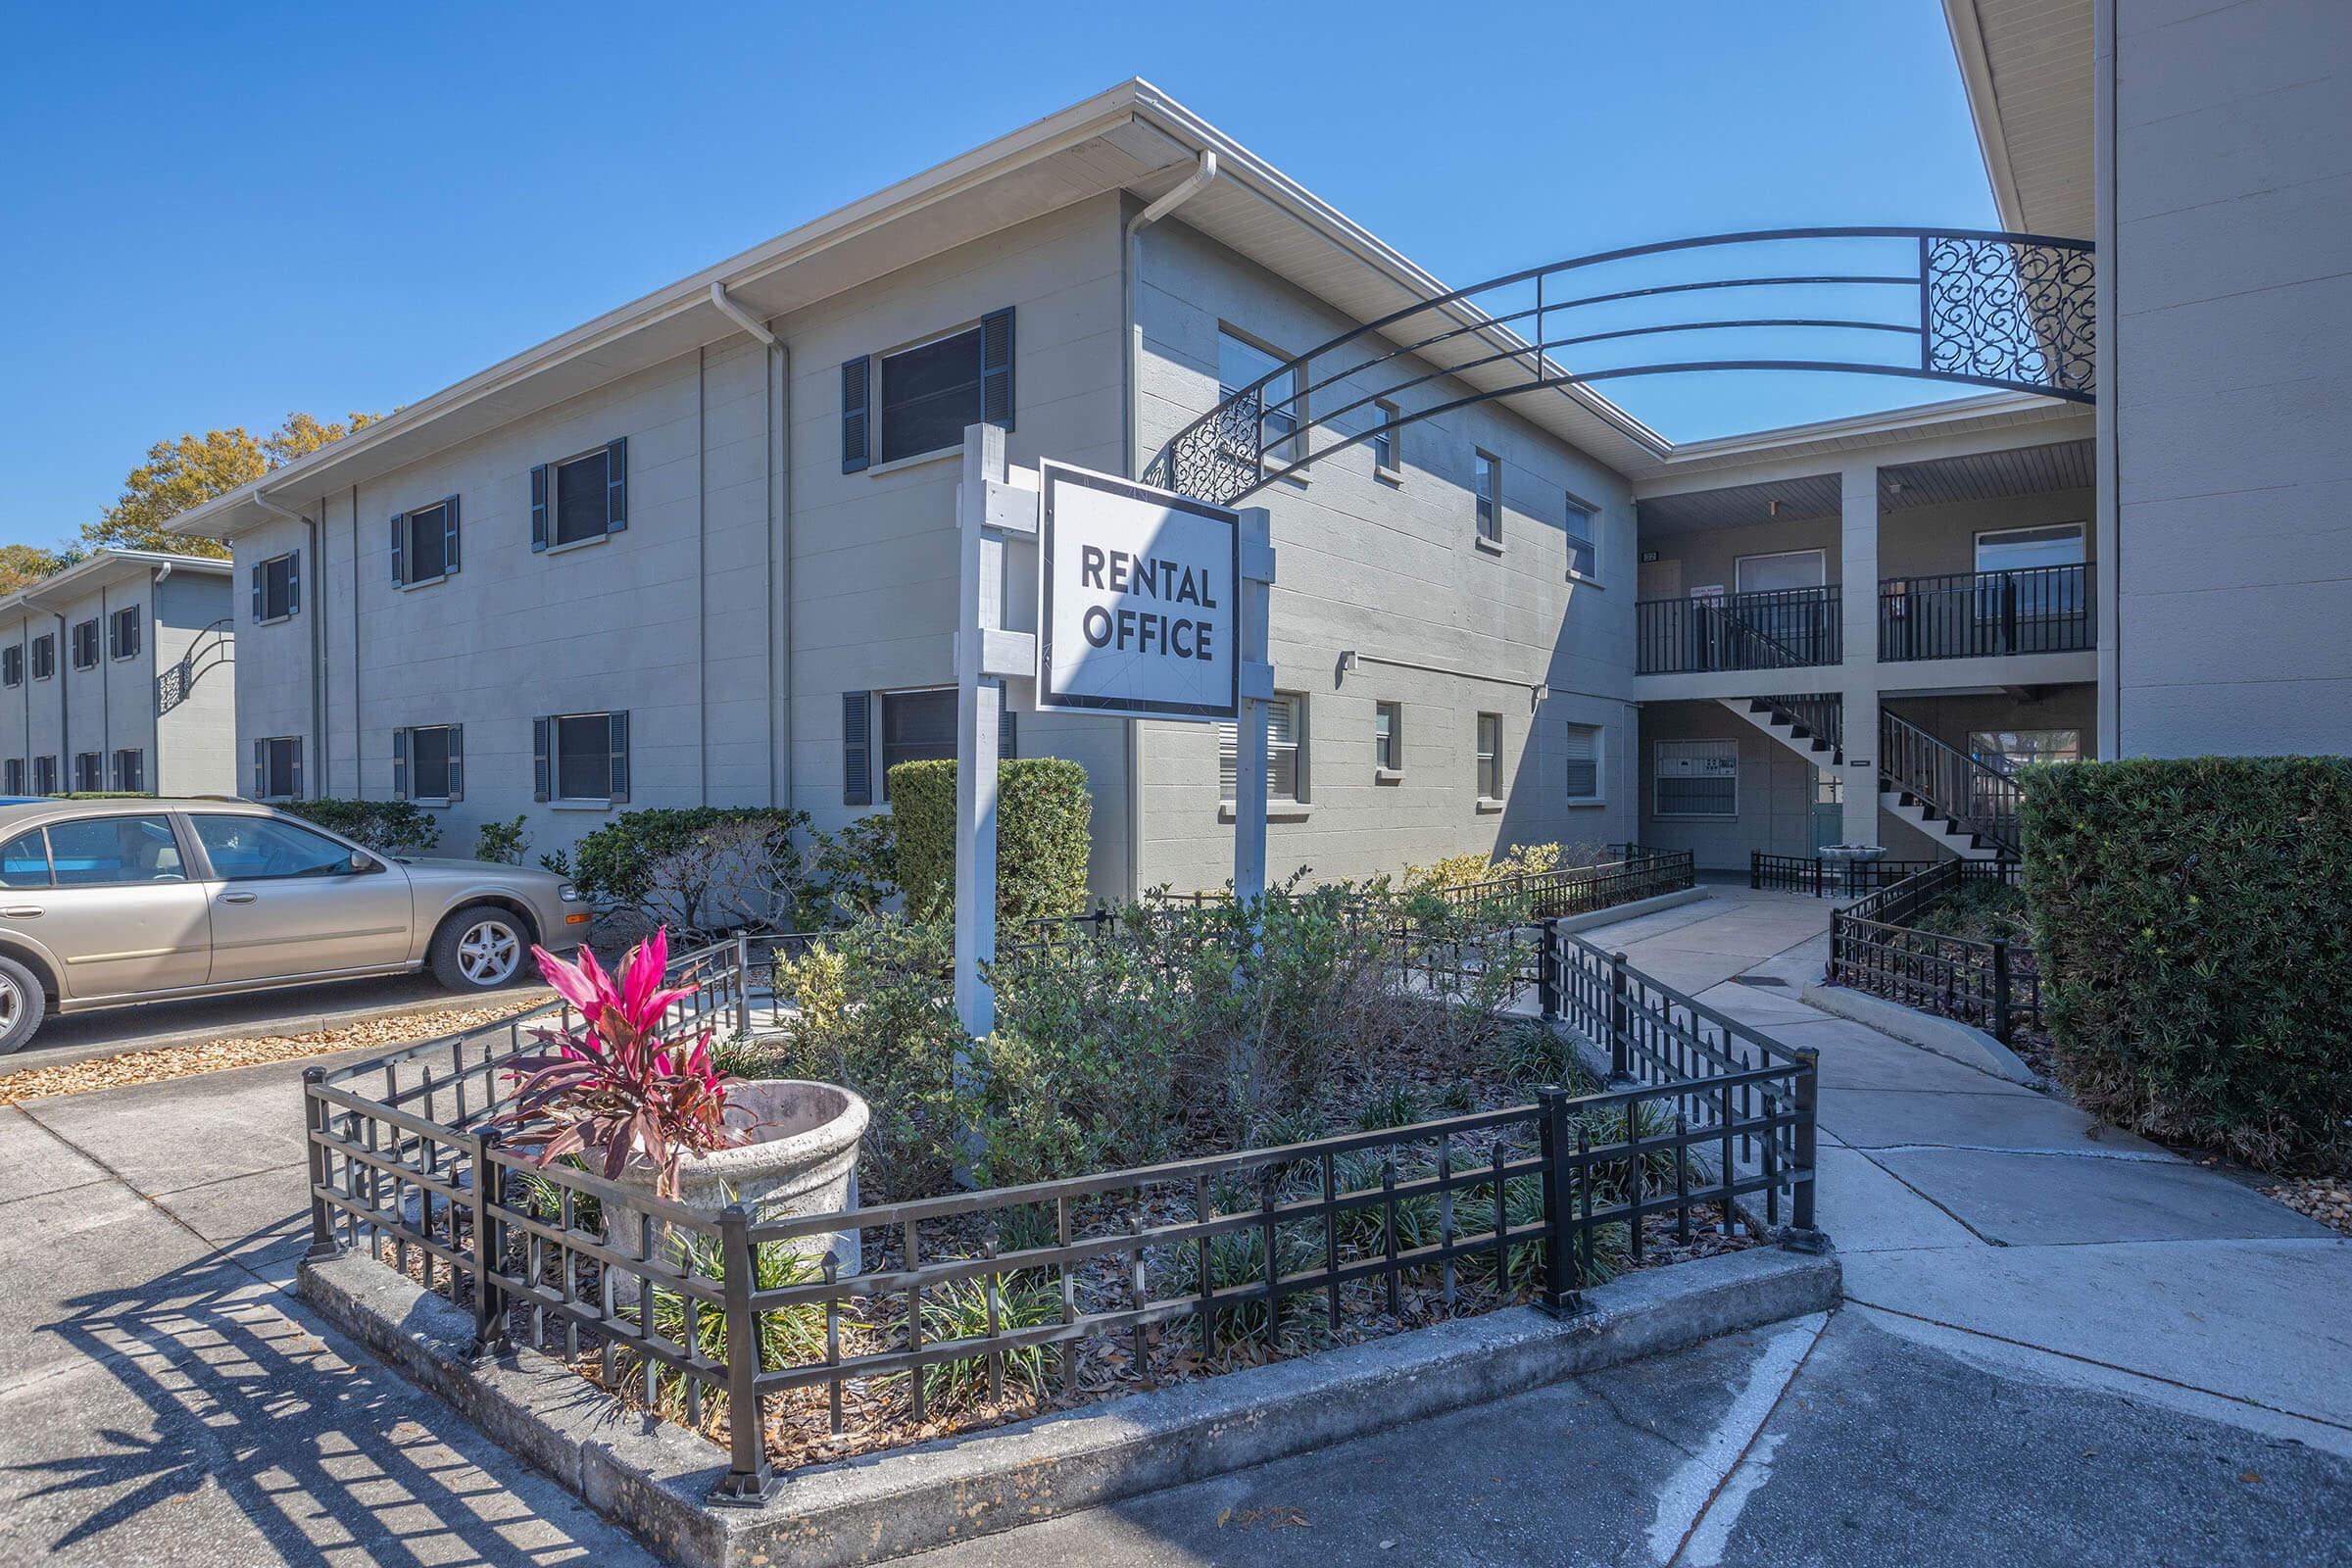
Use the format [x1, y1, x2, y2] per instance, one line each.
[1, 645, 20, 688]
[1217, 329, 1299, 471]
[531, 441, 629, 551]
[252, 552, 301, 623]
[109, 604, 141, 661]
[392, 497, 461, 587]
[844, 309, 1016, 471]
[30, 634, 53, 680]
[70, 618, 99, 670]
[1474, 452, 1501, 546]
[1565, 495, 1598, 581]
[1370, 399, 1399, 475]
[394, 724, 465, 803]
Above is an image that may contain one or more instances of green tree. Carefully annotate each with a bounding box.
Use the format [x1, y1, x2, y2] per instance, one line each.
[79, 411, 382, 558]
[0, 543, 80, 595]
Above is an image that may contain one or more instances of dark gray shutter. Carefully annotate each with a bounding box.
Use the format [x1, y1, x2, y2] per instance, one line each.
[608, 710, 630, 803]
[447, 724, 465, 802]
[605, 439, 628, 533]
[842, 691, 871, 805]
[532, 717, 551, 801]
[980, 308, 1014, 430]
[106, 612, 119, 661]
[841, 358, 870, 472]
[252, 739, 265, 797]
[250, 564, 264, 621]
[443, 495, 462, 574]
[391, 727, 409, 800]
[289, 740, 304, 800]
[530, 465, 550, 552]
[390, 513, 406, 586]
[286, 551, 302, 615]
[999, 684, 1016, 760]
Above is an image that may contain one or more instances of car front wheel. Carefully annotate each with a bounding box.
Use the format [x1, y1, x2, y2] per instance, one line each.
[431, 906, 530, 993]
[0, 955, 46, 1054]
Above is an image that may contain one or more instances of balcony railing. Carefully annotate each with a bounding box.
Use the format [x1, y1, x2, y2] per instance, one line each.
[1879, 564, 2093, 662]
[1635, 585, 1841, 675]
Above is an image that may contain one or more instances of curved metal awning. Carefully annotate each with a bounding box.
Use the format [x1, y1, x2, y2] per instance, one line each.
[1146, 227, 2094, 507]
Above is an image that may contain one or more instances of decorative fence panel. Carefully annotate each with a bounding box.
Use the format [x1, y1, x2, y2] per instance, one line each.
[1826, 858, 2038, 1042]
[1749, 852, 1942, 898]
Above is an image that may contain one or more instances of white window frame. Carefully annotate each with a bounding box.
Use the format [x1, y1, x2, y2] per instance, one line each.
[1564, 492, 1601, 584]
[1219, 692, 1305, 806]
[405, 723, 461, 805]
[1369, 398, 1400, 479]
[70, 617, 99, 672]
[1, 644, 20, 688]
[1473, 451, 1502, 549]
[1733, 548, 1827, 595]
[31, 633, 54, 681]
[1217, 326, 1301, 473]
[1374, 700, 1402, 774]
[110, 605, 141, 662]
[1653, 738, 1740, 818]
[396, 499, 456, 588]
[1563, 721, 1604, 806]
[550, 712, 616, 805]
[256, 553, 300, 623]
[548, 447, 615, 551]
[1475, 711, 1502, 803]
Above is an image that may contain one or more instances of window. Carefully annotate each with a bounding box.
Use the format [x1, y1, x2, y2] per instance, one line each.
[1218, 329, 1299, 469]
[392, 497, 461, 587]
[1474, 451, 1501, 546]
[1475, 712, 1502, 800]
[252, 551, 301, 622]
[395, 724, 464, 802]
[112, 748, 144, 793]
[1374, 702, 1401, 771]
[531, 441, 629, 551]
[1, 645, 19, 687]
[109, 604, 141, 662]
[0, 828, 45, 887]
[45, 813, 186, 886]
[30, 633, 53, 680]
[1219, 693, 1303, 803]
[253, 737, 302, 801]
[873, 312, 1016, 466]
[32, 757, 57, 795]
[190, 813, 354, 882]
[1970, 729, 2082, 768]
[71, 618, 98, 671]
[1, 759, 21, 794]
[1369, 399, 1399, 474]
[1563, 723, 1602, 804]
[1654, 739, 1740, 817]
[881, 688, 956, 796]
[1734, 549, 1826, 594]
[72, 752, 102, 792]
[1975, 523, 2084, 574]
[1565, 496, 1598, 580]
[535, 711, 629, 805]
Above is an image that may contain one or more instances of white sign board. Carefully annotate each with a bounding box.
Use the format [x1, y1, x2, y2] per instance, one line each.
[1037, 459, 1240, 721]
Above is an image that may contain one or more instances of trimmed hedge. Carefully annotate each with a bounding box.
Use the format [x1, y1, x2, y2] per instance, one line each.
[284, 799, 442, 857]
[888, 757, 1091, 924]
[2019, 756, 2352, 1168]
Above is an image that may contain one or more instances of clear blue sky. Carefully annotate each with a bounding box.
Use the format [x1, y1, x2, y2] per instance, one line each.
[0, 0, 1997, 550]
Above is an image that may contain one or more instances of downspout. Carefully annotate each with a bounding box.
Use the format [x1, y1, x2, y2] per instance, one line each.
[252, 487, 325, 796]
[149, 564, 169, 789]
[1120, 149, 1218, 901]
[709, 282, 792, 810]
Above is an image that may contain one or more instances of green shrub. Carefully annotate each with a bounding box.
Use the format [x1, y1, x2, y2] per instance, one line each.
[475, 813, 532, 865]
[889, 758, 1091, 924]
[566, 807, 822, 935]
[284, 799, 441, 856]
[2019, 756, 2352, 1169]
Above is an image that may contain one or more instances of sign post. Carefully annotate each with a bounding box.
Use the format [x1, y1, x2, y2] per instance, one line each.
[953, 430, 1271, 1040]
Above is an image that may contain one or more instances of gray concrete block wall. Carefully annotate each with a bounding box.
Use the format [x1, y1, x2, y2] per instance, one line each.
[1635, 699, 1824, 870]
[1134, 217, 1639, 892]
[151, 569, 237, 795]
[2111, 0, 2352, 756]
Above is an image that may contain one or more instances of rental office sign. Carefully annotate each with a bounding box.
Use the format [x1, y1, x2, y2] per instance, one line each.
[1035, 459, 1241, 721]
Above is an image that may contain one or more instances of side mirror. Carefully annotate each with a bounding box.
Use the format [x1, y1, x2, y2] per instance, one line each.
[350, 851, 380, 874]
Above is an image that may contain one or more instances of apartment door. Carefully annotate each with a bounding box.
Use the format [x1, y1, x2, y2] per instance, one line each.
[187, 812, 416, 982]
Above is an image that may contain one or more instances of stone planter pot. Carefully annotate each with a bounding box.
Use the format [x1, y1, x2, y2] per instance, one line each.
[602, 1079, 868, 1299]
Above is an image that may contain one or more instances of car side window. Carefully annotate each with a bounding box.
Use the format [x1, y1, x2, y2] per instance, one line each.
[190, 814, 356, 882]
[0, 829, 49, 888]
[43, 815, 187, 887]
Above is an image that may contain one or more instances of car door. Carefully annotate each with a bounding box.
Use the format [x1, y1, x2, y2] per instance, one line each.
[2, 811, 212, 1004]
[186, 811, 416, 984]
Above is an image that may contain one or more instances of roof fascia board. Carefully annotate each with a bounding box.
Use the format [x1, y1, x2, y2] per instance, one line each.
[0, 549, 231, 618]
[1633, 400, 2091, 498]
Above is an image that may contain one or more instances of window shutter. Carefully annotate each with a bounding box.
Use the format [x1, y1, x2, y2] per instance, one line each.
[444, 495, 462, 574]
[250, 564, 264, 622]
[842, 691, 871, 805]
[605, 438, 628, 532]
[841, 358, 870, 473]
[251, 739, 265, 797]
[980, 308, 1014, 430]
[390, 513, 406, 586]
[608, 710, 630, 803]
[286, 551, 302, 615]
[532, 717, 551, 802]
[106, 612, 119, 661]
[391, 727, 409, 800]
[530, 465, 550, 552]
[289, 740, 304, 801]
[999, 688, 1016, 760]
[447, 724, 465, 802]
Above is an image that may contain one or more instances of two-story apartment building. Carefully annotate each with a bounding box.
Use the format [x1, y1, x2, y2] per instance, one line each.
[0, 550, 238, 799]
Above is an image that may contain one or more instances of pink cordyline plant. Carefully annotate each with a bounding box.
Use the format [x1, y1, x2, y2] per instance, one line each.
[492, 927, 744, 1199]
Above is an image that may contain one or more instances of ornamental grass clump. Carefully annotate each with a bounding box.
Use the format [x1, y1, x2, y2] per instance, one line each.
[490, 927, 742, 1199]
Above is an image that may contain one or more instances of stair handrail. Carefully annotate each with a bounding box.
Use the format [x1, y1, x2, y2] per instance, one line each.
[1754, 692, 1843, 761]
[157, 616, 233, 716]
[1699, 585, 1838, 670]
[1878, 710, 2021, 857]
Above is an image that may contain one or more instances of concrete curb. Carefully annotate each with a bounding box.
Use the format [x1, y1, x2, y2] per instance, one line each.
[302, 1242, 1839, 1568]
[1550, 884, 1709, 933]
[1799, 979, 2037, 1085]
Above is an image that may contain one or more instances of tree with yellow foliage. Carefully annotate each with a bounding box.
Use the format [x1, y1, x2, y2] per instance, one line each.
[75, 411, 383, 559]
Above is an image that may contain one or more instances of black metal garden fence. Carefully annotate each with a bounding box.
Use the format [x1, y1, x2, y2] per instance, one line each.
[300, 913, 1816, 1504]
[1749, 851, 1942, 898]
[1826, 858, 2038, 1042]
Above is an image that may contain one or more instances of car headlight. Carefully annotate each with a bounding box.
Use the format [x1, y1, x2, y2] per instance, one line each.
[559, 883, 582, 904]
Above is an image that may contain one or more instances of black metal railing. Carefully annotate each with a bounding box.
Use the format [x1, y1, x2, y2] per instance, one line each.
[1880, 563, 2093, 662]
[1637, 586, 1842, 674]
[1749, 851, 1941, 898]
[1750, 693, 1843, 760]
[1426, 846, 1694, 924]
[1147, 228, 2093, 508]
[1880, 710, 2022, 857]
[302, 915, 1816, 1504]
[1827, 858, 2038, 1043]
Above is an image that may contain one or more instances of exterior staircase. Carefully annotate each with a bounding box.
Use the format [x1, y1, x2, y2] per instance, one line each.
[1717, 697, 2017, 861]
